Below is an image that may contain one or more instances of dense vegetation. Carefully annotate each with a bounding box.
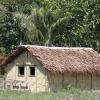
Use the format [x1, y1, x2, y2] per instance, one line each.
[0, 0, 100, 55]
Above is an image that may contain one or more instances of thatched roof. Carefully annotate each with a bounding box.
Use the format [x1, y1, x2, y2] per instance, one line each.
[0, 56, 6, 64]
[0, 56, 7, 72]
[1, 45, 100, 74]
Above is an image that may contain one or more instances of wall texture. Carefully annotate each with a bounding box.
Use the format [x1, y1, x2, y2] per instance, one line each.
[5, 51, 48, 92]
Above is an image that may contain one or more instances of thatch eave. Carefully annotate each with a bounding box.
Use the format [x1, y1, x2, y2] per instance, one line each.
[1, 45, 100, 75]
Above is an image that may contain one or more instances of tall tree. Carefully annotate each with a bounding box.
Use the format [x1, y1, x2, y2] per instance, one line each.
[0, 0, 100, 55]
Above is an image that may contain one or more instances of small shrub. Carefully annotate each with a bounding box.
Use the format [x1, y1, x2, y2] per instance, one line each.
[63, 87, 81, 94]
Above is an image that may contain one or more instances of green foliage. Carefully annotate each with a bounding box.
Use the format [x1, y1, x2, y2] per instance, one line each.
[63, 87, 80, 94]
[0, 47, 6, 56]
[0, 75, 4, 79]
[0, 89, 100, 100]
[0, 0, 100, 55]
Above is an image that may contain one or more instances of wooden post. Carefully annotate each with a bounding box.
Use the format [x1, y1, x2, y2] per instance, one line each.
[26, 51, 28, 82]
[62, 73, 64, 88]
[47, 70, 50, 92]
[3, 80, 5, 89]
[90, 74, 92, 89]
[36, 70, 37, 92]
[75, 73, 78, 88]
[81, 74, 84, 90]
[45, 68, 47, 91]
[27, 51, 28, 62]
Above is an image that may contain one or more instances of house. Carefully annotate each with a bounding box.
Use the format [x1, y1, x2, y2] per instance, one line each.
[1, 45, 100, 92]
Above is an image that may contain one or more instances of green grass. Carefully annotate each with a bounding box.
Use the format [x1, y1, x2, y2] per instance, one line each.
[0, 88, 100, 100]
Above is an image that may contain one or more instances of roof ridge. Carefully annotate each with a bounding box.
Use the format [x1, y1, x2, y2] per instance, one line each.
[20, 45, 93, 50]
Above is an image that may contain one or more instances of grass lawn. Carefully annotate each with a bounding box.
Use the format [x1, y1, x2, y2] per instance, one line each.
[0, 88, 100, 100]
[0, 76, 100, 100]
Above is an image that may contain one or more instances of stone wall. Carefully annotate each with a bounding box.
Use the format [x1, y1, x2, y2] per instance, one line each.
[5, 51, 48, 92]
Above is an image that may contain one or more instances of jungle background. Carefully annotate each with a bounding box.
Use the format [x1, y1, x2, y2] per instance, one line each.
[0, 0, 100, 55]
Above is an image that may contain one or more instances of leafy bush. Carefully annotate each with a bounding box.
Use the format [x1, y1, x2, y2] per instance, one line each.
[62, 87, 80, 94]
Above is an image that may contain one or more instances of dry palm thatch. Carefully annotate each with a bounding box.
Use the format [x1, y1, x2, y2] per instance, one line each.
[1, 45, 100, 75]
[0, 56, 7, 73]
[0, 56, 6, 64]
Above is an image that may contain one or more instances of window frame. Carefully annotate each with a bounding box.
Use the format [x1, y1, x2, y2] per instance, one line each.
[29, 66, 35, 77]
[18, 66, 25, 77]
